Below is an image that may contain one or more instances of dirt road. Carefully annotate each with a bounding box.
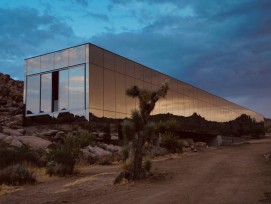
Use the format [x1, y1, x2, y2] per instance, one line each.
[1, 138, 271, 204]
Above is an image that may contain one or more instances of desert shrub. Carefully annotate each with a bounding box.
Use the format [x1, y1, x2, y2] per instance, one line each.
[160, 132, 182, 153]
[76, 131, 95, 148]
[0, 164, 36, 185]
[143, 160, 152, 173]
[156, 119, 178, 134]
[121, 146, 129, 162]
[46, 136, 80, 176]
[97, 156, 112, 165]
[0, 141, 40, 169]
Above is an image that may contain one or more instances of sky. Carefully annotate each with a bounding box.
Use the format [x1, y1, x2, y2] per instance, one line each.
[0, 0, 270, 118]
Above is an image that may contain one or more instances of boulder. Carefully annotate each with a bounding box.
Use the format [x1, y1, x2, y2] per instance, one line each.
[42, 130, 59, 136]
[87, 145, 112, 157]
[10, 139, 23, 147]
[182, 140, 190, 148]
[100, 143, 121, 153]
[2, 128, 23, 136]
[195, 142, 208, 149]
[16, 136, 52, 149]
[80, 148, 94, 160]
[16, 128, 26, 135]
[0, 132, 7, 140]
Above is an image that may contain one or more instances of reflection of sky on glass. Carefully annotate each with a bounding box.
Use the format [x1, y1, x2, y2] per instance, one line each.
[41, 53, 54, 72]
[41, 73, 52, 113]
[26, 75, 40, 114]
[27, 57, 40, 75]
[59, 69, 69, 111]
[69, 65, 85, 109]
[55, 49, 69, 69]
[69, 45, 85, 66]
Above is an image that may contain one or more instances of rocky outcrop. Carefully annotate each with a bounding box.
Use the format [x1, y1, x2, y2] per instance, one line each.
[0, 73, 24, 128]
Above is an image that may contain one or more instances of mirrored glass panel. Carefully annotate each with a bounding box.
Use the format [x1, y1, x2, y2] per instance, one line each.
[40, 73, 52, 113]
[89, 45, 103, 66]
[104, 50, 115, 70]
[104, 69, 116, 112]
[90, 108, 103, 118]
[90, 64, 103, 109]
[134, 64, 144, 79]
[26, 57, 40, 75]
[116, 73, 126, 113]
[143, 67, 152, 83]
[55, 49, 69, 69]
[41, 53, 54, 72]
[69, 65, 85, 110]
[59, 69, 69, 111]
[115, 56, 125, 74]
[26, 75, 40, 114]
[104, 111, 115, 119]
[126, 76, 136, 114]
[69, 45, 86, 66]
[126, 61, 134, 77]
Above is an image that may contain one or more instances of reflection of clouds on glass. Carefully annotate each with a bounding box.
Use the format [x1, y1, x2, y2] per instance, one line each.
[26, 75, 40, 114]
[41, 53, 54, 72]
[41, 73, 52, 113]
[69, 45, 85, 66]
[68, 87, 84, 92]
[69, 65, 85, 109]
[55, 49, 69, 69]
[27, 57, 40, 75]
[59, 70, 69, 111]
[69, 76, 84, 83]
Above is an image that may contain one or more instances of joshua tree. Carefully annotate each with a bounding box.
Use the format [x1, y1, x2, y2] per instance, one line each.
[122, 82, 169, 180]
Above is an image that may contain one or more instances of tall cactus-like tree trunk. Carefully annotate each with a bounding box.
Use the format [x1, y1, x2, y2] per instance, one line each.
[133, 134, 143, 179]
[123, 82, 169, 180]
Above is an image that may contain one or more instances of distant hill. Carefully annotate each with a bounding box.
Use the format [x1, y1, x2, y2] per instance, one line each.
[0, 72, 24, 127]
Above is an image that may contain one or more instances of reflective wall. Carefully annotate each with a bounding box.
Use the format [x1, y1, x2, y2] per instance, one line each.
[88, 44, 264, 123]
[25, 44, 89, 119]
[24, 43, 264, 125]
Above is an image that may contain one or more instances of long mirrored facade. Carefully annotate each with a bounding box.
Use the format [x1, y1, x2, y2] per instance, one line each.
[24, 43, 264, 134]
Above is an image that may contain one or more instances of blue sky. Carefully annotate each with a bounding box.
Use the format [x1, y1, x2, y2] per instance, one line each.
[0, 0, 270, 118]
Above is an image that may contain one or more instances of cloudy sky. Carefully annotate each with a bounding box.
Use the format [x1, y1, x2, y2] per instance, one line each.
[0, 0, 270, 118]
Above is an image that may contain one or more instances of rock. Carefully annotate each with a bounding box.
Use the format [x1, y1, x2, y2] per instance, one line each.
[42, 130, 59, 137]
[10, 139, 23, 147]
[152, 147, 168, 156]
[16, 136, 52, 149]
[100, 143, 121, 153]
[195, 142, 208, 148]
[182, 140, 190, 148]
[53, 131, 65, 144]
[16, 128, 26, 135]
[0, 132, 7, 140]
[87, 145, 112, 157]
[80, 148, 93, 160]
[3, 136, 14, 144]
[2, 128, 23, 136]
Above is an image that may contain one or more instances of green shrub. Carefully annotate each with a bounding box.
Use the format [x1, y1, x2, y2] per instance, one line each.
[143, 160, 152, 172]
[160, 132, 182, 153]
[0, 164, 36, 185]
[0, 141, 40, 169]
[46, 136, 80, 176]
[121, 146, 129, 162]
[76, 131, 95, 148]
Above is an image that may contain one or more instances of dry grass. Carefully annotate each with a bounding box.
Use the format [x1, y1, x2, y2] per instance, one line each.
[0, 184, 23, 198]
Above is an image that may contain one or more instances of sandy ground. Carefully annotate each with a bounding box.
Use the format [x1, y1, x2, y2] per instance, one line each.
[1, 137, 271, 204]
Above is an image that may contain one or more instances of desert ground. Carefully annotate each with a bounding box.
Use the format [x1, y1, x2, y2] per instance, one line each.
[1, 137, 271, 204]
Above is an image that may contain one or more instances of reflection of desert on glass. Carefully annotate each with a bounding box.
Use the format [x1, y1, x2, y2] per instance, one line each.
[24, 43, 264, 130]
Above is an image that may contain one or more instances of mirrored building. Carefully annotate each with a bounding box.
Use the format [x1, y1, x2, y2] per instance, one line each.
[24, 43, 264, 134]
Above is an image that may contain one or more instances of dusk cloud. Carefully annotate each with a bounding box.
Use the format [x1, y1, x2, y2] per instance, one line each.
[0, 0, 270, 117]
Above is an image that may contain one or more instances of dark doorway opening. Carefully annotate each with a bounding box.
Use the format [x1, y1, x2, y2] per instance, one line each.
[52, 71, 59, 112]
